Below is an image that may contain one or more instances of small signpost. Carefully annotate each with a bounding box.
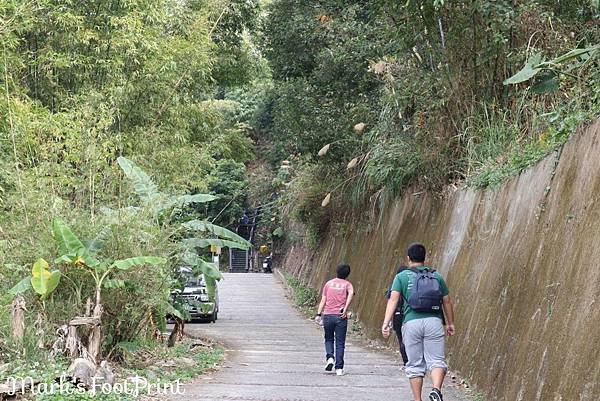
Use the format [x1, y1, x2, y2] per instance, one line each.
[211, 245, 221, 266]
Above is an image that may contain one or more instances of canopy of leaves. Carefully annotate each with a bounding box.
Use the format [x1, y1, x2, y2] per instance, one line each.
[258, 0, 599, 235]
[0, 0, 262, 355]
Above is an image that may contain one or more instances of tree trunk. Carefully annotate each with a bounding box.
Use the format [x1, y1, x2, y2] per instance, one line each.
[85, 297, 93, 317]
[34, 312, 45, 349]
[87, 302, 103, 363]
[66, 325, 80, 358]
[167, 317, 185, 348]
[11, 295, 26, 342]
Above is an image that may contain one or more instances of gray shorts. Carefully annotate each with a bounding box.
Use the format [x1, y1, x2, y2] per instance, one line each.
[402, 317, 448, 378]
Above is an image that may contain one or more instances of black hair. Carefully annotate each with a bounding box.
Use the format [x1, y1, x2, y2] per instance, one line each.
[407, 243, 426, 263]
[337, 264, 351, 279]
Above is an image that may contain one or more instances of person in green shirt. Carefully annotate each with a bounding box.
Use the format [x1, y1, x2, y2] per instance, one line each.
[382, 243, 456, 401]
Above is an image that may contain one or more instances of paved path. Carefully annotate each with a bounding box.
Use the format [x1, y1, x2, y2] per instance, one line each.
[174, 273, 467, 401]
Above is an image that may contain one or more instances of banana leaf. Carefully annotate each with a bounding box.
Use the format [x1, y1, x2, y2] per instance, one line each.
[182, 220, 250, 246]
[31, 258, 61, 298]
[9, 277, 32, 296]
[112, 256, 166, 270]
[182, 237, 250, 250]
[117, 156, 159, 203]
[53, 219, 85, 255]
[197, 259, 223, 281]
[53, 220, 100, 267]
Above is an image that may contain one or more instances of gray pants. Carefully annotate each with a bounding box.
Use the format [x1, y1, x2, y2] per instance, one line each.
[402, 317, 448, 378]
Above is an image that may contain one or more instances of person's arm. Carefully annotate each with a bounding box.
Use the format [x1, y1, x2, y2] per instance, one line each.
[314, 293, 327, 324]
[442, 295, 455, 336]
[382, 291, 400, 338]
[317, 294, 327, 316]
[341, 287, 354, 319]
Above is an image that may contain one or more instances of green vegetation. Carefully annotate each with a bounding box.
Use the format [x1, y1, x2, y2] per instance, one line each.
[115, 341, 223, 383]
[472, 393, 488, 401]
[1, 0, 260, 397]
[283, 273, 319, 315]
[0, 0, 598, 397]
[1, 341, 223, 401]
[253, 0, 599, 242]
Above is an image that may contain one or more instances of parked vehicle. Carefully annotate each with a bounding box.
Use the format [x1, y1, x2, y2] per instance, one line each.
[171, 268, 219, 323]
[262, 255, 273, 273]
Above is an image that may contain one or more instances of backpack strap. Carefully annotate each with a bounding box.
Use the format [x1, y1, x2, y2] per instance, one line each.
[411, 267, 436, 274]
[400, 269, 420, 303]
[400, 291, 409, 305]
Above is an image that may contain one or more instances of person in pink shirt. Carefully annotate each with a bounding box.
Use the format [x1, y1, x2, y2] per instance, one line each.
[315, 264, 354, 376]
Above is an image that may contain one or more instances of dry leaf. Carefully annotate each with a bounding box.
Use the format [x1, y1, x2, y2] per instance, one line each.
[412, 46, 423, 63]
[347, 157, 358, 170]
[318, 143, 331, 157]
[370, 61, 387, 75]
[318, 14, 332, 23]
[354, 122, 366, 134]
[321, 193, 331, 207]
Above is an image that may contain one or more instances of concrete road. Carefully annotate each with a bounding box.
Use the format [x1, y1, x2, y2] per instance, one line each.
[174, 273, 468, 401]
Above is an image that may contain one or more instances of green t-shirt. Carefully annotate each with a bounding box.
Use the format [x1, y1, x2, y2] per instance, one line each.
[391, 266, 449, 323]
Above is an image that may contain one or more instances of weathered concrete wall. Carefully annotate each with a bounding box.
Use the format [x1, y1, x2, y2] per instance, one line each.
[283, 120, 600, 400]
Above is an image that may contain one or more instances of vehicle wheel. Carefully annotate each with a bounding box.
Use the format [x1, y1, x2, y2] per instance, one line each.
[211, 311, 217, 323]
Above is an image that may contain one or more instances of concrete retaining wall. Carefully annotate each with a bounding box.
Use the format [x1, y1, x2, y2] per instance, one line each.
[283, 120, 600, 400]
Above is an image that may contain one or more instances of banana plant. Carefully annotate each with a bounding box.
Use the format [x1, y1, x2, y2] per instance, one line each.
[52, 219, 165, 361]
[116, 157, 251, 346]
[52, 219, 165, 306]
[504, 44, 599, 93]
[116, 156, 250, 249]
[180, 250, 222, 299]
[116, 156, 218, 217]
[116, 156, 250, 280]
[9, 258, 62, 299]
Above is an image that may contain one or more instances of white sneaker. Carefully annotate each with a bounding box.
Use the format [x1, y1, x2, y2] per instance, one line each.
[325, 358, 334, 371]
[336, 369, 344, 376]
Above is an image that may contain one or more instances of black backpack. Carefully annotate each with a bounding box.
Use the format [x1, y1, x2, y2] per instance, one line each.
[406, 268, 443, 313]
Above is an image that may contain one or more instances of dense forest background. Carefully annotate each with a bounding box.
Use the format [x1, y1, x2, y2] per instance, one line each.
[256, 0, 599, 246]
[0, 0, 598, 397]
[0, 0, 262, 384]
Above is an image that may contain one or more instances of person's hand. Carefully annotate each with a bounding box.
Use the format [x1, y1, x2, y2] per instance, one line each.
[446, 324, 456, 336]
[340, 308, 347, 319]
[381, 323, 391, 338]
[314, 315, 322, 325]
